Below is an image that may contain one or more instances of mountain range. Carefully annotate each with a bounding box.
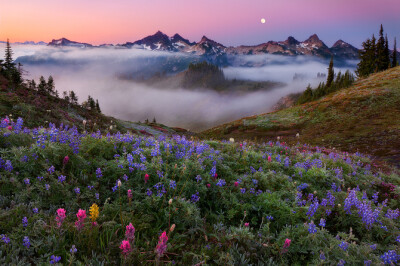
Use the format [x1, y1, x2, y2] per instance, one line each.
[46, 31, 359, 60]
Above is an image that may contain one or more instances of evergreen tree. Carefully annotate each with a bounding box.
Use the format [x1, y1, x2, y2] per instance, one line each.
[297, 84, 313, 104]
[28, 79, 36, 90]
[3, 39, 22, 85]
[38, 76, 47, 94]
[87, 95, 96, 111]
[384, 35, 390, 68]
[63, 91, 70, 103]
[392, 38, 398, 67]
[326, 56, 334, 88]
[47, 76, 55, 95]
[152, 117, 157, 123]
[69, 91, 78, 105]
[4, 39, 14, 71]
[356, 37, 376, 77]
[371, 34, 377, 71]
[376, 25, 387, 71]
[95, 99, 101, 113]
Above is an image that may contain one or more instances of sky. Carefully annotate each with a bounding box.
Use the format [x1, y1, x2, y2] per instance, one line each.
[1, 0, 399, 48]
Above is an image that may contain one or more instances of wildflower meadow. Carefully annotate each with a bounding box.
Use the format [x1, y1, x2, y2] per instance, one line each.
[1, 116, 400, 265]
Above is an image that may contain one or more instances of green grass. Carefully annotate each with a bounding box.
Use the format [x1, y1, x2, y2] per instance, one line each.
[201, 66, 400, 167]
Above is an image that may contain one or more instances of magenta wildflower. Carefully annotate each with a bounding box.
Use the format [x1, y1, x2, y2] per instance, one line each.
[156, 231, 168, 258]
[125, 223, 135, 243]
[281, 238, 291, 254]
[74, 209, 86, 231]
[120, 240, 131, 257]
[56, 208, 66, 228]
[63, 156, 69, 165]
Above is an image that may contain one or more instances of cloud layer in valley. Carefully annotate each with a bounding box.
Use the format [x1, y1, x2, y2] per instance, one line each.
[3, 44, 357, 131]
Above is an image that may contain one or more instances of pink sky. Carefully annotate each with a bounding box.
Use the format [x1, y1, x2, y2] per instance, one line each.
[1, 0, 399, 47]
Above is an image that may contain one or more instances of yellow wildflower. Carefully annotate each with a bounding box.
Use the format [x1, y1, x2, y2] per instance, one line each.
[89, 203, 99, 222]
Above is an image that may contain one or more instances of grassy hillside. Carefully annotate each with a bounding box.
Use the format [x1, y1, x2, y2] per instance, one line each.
[201, 66, 400, 167]
[0, 75, 183, 137]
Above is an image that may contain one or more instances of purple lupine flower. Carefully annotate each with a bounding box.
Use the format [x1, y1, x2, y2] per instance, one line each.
[339, 241, 348, 251]
[4, 160, 13, 172]
[380, 250, 400, 264]
[95, 193, 99, 200]
[307, 200, 319, 219]
[45, 184, 50, 190]
[1, 234, 10, 244]
[23, 236, 30, 248]
[320, 252, 326, 260]
[70, 245, 77, 254]
[319, 218, 326, 228]
[37, 176, 44, 181]
[74, 187, 80, 195]
[50, 255, 61, 264]
[96, 168, 102, 178]
[216, 179, 226, 187]
[308, 221, 317, 234]
[191, 192, 200, 203]
[22, 217, 28, 227]
[24, 178, 30, 185]
[58, 175, 66, 183]
[48, 165, 55, 174]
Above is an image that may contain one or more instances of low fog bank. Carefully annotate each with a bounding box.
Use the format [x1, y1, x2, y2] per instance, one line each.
[4, 44, 358, 131]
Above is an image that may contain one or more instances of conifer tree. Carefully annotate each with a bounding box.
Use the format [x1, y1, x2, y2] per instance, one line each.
[384, 35, 390, 68]
[376, 25, 387, 71]
[326, 56, 334, 88]
[392, 38, 398, 67]
[88, 95, 96, 111]
[297, 84, 313, 104]
[29, 79, 36, 90]
[38, 76, 47, 94]
[4, 39, 14, 71]
[95, 99, 101, 113]
[47, 76, 55, 95]
[69, 91, 78, 105]
[356, 37, 376, 77]
[63, 91, 70, 103]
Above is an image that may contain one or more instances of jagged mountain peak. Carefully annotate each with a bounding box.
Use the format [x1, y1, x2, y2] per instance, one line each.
[48, 38, 93, 47]
[283, 36, 300, 46]
[171, 34, 194, 45]
[304, 34, 322, 43]
[332, 39, 353, 48]
[198, 36, 225, 48]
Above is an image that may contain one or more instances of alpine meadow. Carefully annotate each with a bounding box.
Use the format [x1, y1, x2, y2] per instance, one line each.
[1, 0, 400, 265]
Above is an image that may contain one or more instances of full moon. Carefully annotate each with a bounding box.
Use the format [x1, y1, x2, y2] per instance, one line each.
[261, 18, 266, 24]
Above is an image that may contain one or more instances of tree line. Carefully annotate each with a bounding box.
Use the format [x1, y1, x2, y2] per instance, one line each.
[1, 39, 101, 113]
[356, 24, 398, 77]
[297, 57, 355, 104]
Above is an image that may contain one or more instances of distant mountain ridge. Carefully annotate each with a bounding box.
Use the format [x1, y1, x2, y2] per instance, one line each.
[0, 41, 47, 45]
[45, 31, 359, 60]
